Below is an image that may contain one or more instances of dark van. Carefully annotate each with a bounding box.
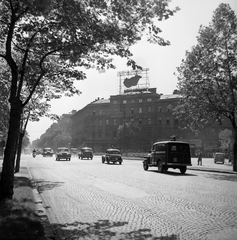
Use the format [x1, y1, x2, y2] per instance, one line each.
[143, 141, 192, 174]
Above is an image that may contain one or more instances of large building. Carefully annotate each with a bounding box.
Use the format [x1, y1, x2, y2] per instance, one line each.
[71, 69, 231, 156]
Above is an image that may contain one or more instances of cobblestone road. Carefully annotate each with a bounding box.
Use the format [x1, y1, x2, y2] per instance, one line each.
[23, 155, 237, 240]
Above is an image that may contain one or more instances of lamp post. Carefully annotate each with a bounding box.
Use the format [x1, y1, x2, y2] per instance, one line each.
[123, 107, 126, 154]
[92, 110, 95, 150]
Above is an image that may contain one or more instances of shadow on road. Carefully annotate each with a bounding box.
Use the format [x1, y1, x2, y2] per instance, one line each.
[204, 173, 237, 182]
[51, 219, 179, 240]
[32, 179, 64, 193]
[148, 170, 197, 177]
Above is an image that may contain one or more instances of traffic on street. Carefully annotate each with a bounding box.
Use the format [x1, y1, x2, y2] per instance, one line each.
[19, 154, 237, 240]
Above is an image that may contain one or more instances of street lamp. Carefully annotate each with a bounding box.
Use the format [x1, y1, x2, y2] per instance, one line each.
[93, 110, 95, 150]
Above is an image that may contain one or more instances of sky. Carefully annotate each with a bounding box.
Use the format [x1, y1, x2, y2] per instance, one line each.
[27, 0, 237, 142]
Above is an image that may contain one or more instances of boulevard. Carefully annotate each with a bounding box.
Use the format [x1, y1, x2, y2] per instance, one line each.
[19, 154, 237, 240]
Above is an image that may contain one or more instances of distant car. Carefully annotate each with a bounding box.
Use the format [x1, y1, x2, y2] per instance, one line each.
[42, 148, 54, 157]
[56, 147, 71, 161]
[102, 149, 123, 165]
[78, 147, 93, 160]
[214, 152, 225, 164]
[70, 148, 78, 157]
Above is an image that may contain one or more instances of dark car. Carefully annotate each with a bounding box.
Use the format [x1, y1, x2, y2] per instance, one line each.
[102, 149, 123, 165]
[78, 147, 93, 160]
[56, 147, 71, 161]
[214, 152, 225, 164]
[143, 141, 192, 174]
[42, 148, 54, 157]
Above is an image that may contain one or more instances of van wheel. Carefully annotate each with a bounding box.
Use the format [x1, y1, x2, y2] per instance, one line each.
[143, 160, 149, 171]
[180, 166, 187, 174]
[158, 161, 164, 173]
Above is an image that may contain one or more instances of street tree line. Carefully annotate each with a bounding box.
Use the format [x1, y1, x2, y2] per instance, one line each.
[0, 0, 179, 200]
[0, 1, 236, 202]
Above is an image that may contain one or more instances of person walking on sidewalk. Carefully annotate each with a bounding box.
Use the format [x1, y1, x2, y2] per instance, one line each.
[197, 150, 202, 165]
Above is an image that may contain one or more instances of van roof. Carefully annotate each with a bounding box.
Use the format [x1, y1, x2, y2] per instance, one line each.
[153, 141, 189, 145]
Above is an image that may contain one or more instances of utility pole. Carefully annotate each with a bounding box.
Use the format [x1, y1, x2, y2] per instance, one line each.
[93, 110, 95, 150]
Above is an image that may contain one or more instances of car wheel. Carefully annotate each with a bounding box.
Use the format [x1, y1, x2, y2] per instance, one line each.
[143, 160, 149, 171]
[107, 161, 110, 164]
[180, 166, 187, 174]
[69, 158, 71, 161]
[157, 161, 164, 173]
[119, 161, 122, 165]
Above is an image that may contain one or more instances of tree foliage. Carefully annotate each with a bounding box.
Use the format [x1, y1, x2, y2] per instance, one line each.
[174, 3, 237, 170]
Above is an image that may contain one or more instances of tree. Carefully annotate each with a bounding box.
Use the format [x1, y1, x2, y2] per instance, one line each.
[175, 3, 237, 171]
[0, 0, 178, 199]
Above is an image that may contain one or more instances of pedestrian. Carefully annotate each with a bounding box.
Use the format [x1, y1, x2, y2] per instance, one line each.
[197, 150, 202, 165]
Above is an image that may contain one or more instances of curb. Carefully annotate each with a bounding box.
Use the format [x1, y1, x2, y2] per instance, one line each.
[28, 171, 56, 240]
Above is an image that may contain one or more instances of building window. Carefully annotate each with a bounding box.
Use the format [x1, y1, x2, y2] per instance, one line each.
[131, 99, 135, 103]
[131, 108, 134, 114]
[114, 109, 117, 113]
[99, 120, 102, 126]
[123, 100, 127, 104]
[99, 110, 102, 115]
[114, 119, 117, 125]
[138, 99, 143, 103]
[158, 107, 161, 112]
[147, 98, 152, 102]
[166, 118, 170, 124]
[148, 118, 151, 125]
[158, 118, 162, 124]
[106, 120, 109, 125]
[113, 100, 118, 104]
[174, 118, 178, 125]
[139, 119, 142, 124]
[139, 107, 142, 113]
[148, 106, 151, 112]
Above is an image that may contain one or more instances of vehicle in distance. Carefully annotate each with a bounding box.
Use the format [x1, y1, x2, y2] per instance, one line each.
[42, 148, 54, 157]
[78, 147, 93, 160]
[70, 148, 78, 157]
[143, 141, 192, 174]
[56, 147, 71, 161]
[102, 149, 123, 165]
[214, 152, 225, 164]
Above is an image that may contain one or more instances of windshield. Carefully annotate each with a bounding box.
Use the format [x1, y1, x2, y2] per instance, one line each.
[58, 148, 69, 152]
[108, 150, 120, 154]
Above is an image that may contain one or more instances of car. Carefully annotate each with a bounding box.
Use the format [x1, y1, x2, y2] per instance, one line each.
[214, 152, 225, 164]
[102, 149, 123, 165]
[143, 140, 192, 174]
[70, 148, 78, 157]
[56, 147, 71, 161]
[78, 147, 93, 160]
[42, 148, 54, 157]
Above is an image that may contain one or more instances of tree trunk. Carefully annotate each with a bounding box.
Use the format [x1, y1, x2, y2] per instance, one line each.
[233, 127, 237, 172]
[15, 132, 24, 173]
[0, 98, 22, 200]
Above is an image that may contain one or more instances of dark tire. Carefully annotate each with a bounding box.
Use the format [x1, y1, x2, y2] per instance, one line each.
[69, 158, 71, 161]
[180, 166, 187, 174]
[158, 161, 164, 173]
[119, 161, 122, 165]
[143, 160, 149, 171]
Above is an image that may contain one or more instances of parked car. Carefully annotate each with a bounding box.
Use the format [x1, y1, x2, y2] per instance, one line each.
[78, 147, 93, 160]
[102, 149, 123, 165]
[70, 148, 78, 157]
[56, 147, 71, 161]
[214, 152, 225, 164]
[143, 141, 192, 174]
[42, 148, 54, 157]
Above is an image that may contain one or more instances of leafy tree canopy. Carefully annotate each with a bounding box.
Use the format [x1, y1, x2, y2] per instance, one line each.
[175, 3, 237, 131]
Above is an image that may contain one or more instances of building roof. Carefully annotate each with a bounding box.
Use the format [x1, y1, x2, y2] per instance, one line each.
[91, 98, 110, 104]
[159, 94, 182, 99]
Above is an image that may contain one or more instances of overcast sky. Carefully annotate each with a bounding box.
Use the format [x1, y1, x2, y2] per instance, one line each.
[27, 0, 237, 142]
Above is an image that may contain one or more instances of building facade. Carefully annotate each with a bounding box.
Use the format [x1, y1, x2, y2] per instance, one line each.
[71, 88, 231, 156]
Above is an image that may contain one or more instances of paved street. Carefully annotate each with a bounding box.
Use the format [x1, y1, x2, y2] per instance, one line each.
[19, 155, 237, 240]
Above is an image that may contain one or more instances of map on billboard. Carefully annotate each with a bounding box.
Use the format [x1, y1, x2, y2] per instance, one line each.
[123, 75, 142, 88]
